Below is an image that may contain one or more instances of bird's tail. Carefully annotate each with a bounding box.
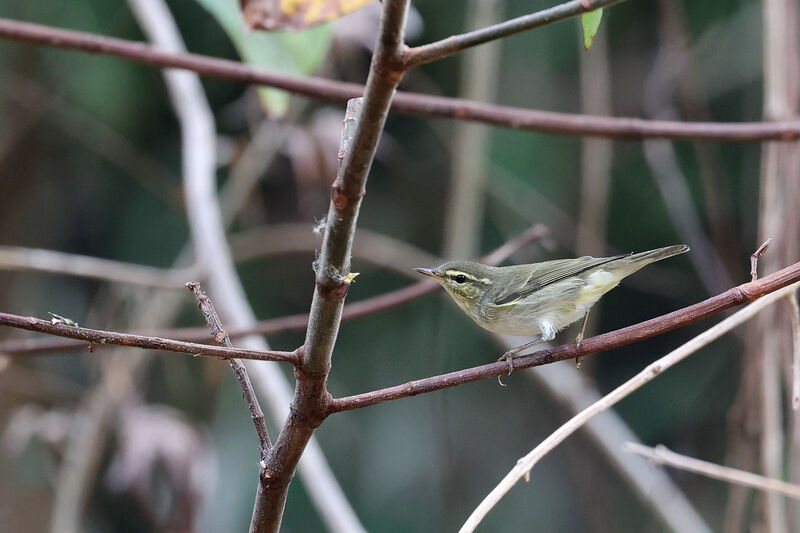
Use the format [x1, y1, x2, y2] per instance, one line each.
[608, 244, 689, 277]
[628, 244, 690, 264]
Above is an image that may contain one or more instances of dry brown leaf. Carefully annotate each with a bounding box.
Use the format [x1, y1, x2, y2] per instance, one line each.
[241, 0, 375, 31]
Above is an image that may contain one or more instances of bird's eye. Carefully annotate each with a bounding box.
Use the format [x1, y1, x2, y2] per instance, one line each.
[454, 274, 467, 284]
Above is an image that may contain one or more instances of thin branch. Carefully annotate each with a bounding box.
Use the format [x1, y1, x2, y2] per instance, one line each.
[402, 0, 624, 68]
[187, 281, 272, 451]
[5, 17, 800, 141]
[531, 364, 711, 533]
[0, 311, 297, 363]
[0, 224, 548, 357]
[751, 237, 773, 281]
[328, 260, 800, 413]
[625, 442, 800, 500]
[0, 246, 195, 288]
[459, 280, 800, 533]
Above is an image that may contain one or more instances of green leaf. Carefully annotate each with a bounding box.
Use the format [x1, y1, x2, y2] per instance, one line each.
[581, 8, 603, 50]
[193, 0, 331, 116]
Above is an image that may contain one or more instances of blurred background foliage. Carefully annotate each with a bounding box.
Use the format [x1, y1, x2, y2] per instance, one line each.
[0, 0, 781, 531]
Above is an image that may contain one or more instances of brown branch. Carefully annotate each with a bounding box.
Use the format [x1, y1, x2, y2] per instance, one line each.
[327, 260, 800, 414]
[186, 282, 272, 452]
[0, 224, 548, 357]
[4, 17, 800, 141]
[0, 311, 298, 363]
[402, 0, 624, 68]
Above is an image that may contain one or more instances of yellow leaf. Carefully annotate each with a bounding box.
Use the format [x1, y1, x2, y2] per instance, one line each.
[242, 0, 375, 31]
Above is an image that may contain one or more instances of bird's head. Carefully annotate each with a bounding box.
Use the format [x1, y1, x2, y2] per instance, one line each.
[414, 261, 493, 304]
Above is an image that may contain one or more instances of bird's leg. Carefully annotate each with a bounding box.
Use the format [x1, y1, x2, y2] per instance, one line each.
[575, 311, 590, 369]
[497, 336, 544, 385]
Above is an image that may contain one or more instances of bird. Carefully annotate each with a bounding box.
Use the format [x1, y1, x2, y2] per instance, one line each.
[414, 244, 689, 373]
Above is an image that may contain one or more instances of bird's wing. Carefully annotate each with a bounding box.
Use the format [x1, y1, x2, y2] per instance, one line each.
[492, 254, 627, 306]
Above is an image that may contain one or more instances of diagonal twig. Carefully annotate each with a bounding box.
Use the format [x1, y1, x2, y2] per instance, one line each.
[187, 282, 272, 452]
[402, 0, 624, 68]
[0, 224, 548, 356]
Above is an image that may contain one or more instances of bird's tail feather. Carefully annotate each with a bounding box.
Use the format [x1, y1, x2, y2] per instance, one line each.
[607, 244, 689, 276]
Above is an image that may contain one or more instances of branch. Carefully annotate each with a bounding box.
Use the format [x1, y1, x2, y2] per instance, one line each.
[459, 279, 800, 533]
[402, 0, 624, 68]
[625, 443, 800, 500]
[187, 282, 272, 451]
[5, 18, 800, 140]
[0, 224, 548, 356]
[0, 245, 195, 288]
[328, 260, 800, 413]
[0, 311, 297, 363]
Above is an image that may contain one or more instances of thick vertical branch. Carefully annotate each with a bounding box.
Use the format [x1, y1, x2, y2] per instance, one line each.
[251, 3, 411, 531]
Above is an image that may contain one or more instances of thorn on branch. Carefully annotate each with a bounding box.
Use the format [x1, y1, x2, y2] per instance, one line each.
[751, 238, 772, 281]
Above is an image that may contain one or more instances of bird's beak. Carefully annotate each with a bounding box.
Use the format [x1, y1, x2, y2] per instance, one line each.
[414, 267, 442, 280]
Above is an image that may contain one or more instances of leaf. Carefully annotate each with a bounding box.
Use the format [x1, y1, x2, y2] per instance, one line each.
[241, 0, 375, 31]
[581, 8, 603, 50]
[194, 0, 332, 115]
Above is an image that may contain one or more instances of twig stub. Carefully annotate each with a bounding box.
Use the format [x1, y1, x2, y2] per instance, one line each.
[750, 237, 772, 281]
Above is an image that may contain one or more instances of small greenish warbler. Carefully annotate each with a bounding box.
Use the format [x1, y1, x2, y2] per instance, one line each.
[414, 245, 689, 371]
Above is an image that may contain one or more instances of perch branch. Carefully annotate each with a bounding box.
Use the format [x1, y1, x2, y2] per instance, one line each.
[187, 282, 272, 451]
[329, 260, 800, 413]
[625, 443, 800, 500]
[5, 18, 800, 140]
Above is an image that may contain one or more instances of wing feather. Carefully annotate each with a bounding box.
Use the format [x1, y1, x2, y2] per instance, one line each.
[492, 254, 627, 306]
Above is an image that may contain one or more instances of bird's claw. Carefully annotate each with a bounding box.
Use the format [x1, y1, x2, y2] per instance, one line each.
[497, 353, 515, 386]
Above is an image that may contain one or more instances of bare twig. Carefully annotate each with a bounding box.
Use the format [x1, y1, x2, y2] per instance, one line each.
[0, 246, 195, 288]
[0, 311, 297, 362]
[401, 0, 624, 68]
[459, 280, 800, 533]
[187, 281, 272, 451]
[625, 443, 800, 500]
[6, 18, 800, 141]
[751, 238, 773, 282]
[329, 260, 800, 413]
